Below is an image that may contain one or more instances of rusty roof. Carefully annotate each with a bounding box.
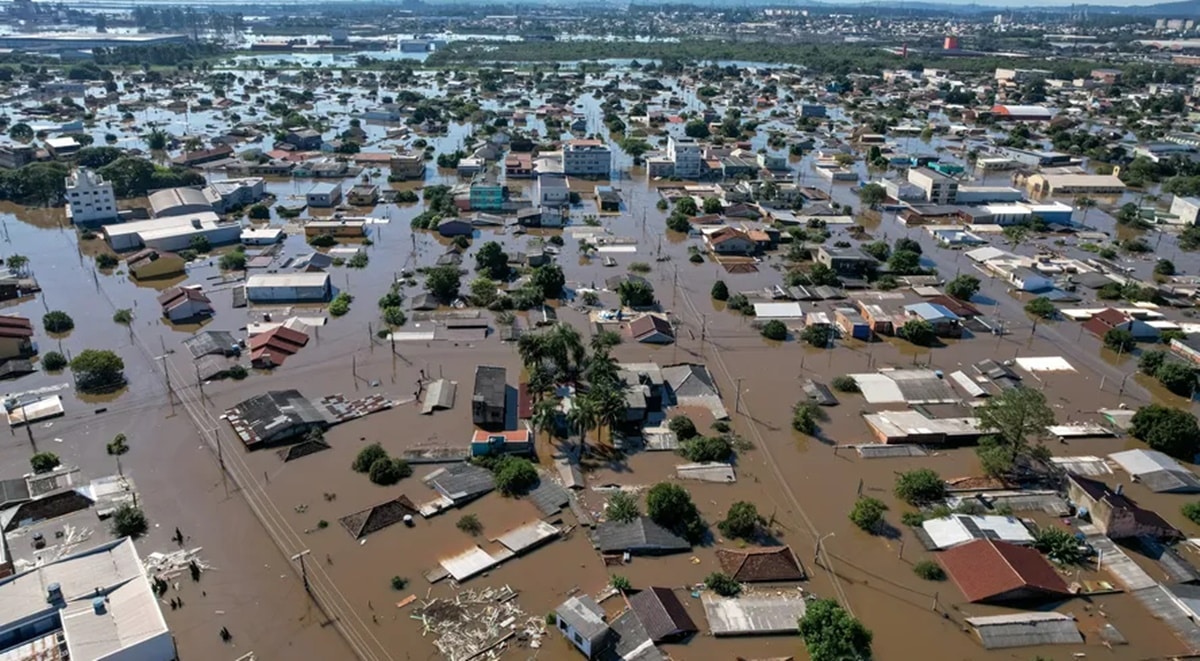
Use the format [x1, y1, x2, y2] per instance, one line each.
[0, 315, 32, 339]
[716, 546, 805, 583]
[938, 539, 1069, 604]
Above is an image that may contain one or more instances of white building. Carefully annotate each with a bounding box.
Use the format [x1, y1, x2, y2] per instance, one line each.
[1170, 195, 1200, 225]
[103, 212, 243, 252]
[921, 514, 1034, 550]
[306, 182, 342, 208]
[65, 167, 119, 226]
[907, 167, 959, 204]
[554, 595, 610, 658]
[562, 139, 611, 177]
[534, 173, 570, 208]
[667, 136, 703, 179]
[245, 272, 332, 303]
[0, 538, 176, 661]
[206, 177, 265, 213]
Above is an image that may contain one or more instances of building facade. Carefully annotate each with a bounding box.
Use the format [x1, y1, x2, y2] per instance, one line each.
[667, 136, 703, 179]
[65, 167, 119, 226]
[563, 140, 612, 177]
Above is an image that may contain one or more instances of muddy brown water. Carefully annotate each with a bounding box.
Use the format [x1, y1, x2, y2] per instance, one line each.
[0, 75, 1196, 659]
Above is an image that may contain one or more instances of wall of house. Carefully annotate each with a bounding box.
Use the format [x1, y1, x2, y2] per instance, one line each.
[0, 336, 28, 360]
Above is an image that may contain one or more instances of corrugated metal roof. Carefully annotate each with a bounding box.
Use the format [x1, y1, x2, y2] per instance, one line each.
[965, 612, 1082, 650]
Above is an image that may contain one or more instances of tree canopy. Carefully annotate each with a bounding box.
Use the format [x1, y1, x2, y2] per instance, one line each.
[425, 265, 461, 301]
[646, 482, 705, 543]
[1130, 405, 1200, 459]
[70, 349, 125, 392]
[799, 599, 873, 661]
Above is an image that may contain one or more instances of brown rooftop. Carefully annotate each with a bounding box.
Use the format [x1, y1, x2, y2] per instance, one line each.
[716, 546, 805, 583]
[938, 539, 1070, 604]
[0, 315, 33, 339]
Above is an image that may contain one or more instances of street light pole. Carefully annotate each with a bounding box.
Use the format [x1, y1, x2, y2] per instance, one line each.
[291, 550, 312, 595]
[814, 532, 835, 565]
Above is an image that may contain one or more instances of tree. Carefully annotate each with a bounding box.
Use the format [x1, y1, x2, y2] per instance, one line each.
[146, 128, 168, 150]
[96, 253, 118, 269]
[832, 375, 858, 392]
[111, 502, 149, 538]
[1131, 405, 1200, 459]
[859, 183, 886, 208]
[702, 196, 723, 214]
[1104, 328, 1136, 353]
[369, 457, 412, 485]
[894, 469, 946, 506]
[682, 435, 733, 463]
[799, 599, 873, 661]
[610, 575, 632, 592]
[606, 491, 640, 523]
[849, 496, 887, 532]
[1024, 296, 1056, 319]
[352, 443, 388, 473]
[1034, 527, 1082, 565]
[704, 572, 742, 597]
[30, 452, 60, 473]
[1002, 224, 1029, 249]
[888, 249, 922, 275]
[42, 351, 67, 371]
[248, 204, 270, 220]
[1156, 259, 1176, 276]
[617, 279, 655, 307]
[43, 311, 74, 333]
[1157, 362, 1196, 396]
[1184, 502, 1200, 525]
[646, 482, 705, 543]
[675, 197, 698, 216]
[9, 123, 33, 142]
[718, 501, 762, 540]
[426, 265, 461, 301]
[793, 401, 820, 435]
[70, 349, 125, 392]
[862, 240, 890, 261]
[894, 237, 922, 255]
[6, 255, 29, 275]
[494, 456, 538, 495]
[979, 387, 1054, 450]
[945, 275, 980, 301]
[1139, 349, 1168, 376]
[808, 263, 842, 286]
[711, 280, 729, 301]
[475, 241, 510, 280]
[684, 120, 709, 139]
[801, 324, 832, 348]
[669, 415, 698, 441]
[112, 308, 133, 325]
[897, 319, 935, 347]
[761, 319, 788, 341]
[531, 264, 566, 299]
[107, 433, 129, 456]
[189, 235, 211, 253]
[470, 277, 499, 307]
[219, 251, 247, 271]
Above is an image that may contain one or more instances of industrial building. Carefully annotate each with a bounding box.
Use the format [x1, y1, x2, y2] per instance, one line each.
[102, 213, 242, 252]
[0, 32, 187, 53]
[148, 187, 214, 218]
[244, 272, 332, 303]
[0, 538, 175, 661]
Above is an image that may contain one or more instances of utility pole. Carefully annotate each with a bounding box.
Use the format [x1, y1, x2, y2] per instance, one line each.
[291, 550, 312, 595]
[734, 377, 743, 414]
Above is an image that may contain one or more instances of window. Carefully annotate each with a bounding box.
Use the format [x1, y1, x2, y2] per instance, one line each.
[573, 632, 583, 645]
[558, 618, 567, 631]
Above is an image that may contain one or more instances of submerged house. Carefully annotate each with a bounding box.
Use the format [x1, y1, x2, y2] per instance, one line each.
[471, 365, 507, 428]
[1067, 473, 1181, 540]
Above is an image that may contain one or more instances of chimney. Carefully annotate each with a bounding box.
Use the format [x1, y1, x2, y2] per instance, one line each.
[46, 582, 63, 604]
[92, 597, 106, 615]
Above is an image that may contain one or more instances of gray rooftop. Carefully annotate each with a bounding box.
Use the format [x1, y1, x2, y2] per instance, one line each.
[965, 613, 1083, 650]
[557, 595, 609, 642]
[183, 330, 239, 358]
[424, 463, 496, 503]
[226, 390, 329, 445]
[594, 517, 690, 555]
[701, 592, 808, 636]
[473, 365, 506, 408]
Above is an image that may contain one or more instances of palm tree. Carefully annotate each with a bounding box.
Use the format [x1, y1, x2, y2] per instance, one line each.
[183, 136, 204, 153]
[527, 363, 556, 403]
[517, 332, 548, 372]
[567, 395, 599, 456]
[546, 324, 586, 379]
[1075, 196, 1096, 225]
[584, 349, 620, 390]
[531, 398, 559, 441]
[593, 384, 628, 448]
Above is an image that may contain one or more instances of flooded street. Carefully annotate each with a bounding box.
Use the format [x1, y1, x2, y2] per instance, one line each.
[0, 52, 1197, 661]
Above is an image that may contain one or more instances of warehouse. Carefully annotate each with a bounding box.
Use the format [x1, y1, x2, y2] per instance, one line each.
[148, 187, 214, 218]
[102, 213, 242, 252]
[245, 272, 332, 303]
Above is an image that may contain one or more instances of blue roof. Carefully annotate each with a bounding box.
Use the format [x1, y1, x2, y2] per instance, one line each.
[905, 302, 961, 322]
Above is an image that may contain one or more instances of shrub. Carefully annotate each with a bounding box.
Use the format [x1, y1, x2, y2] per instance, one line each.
[711, 280, 729, 301]
[189, 235, 211, 253]
[792, 401, 820, 434]
[668, 415, 698, 440]
[800, 324, 832, 348]
[30, 452, 60, 473]
[248, 203, 270, 220]
[831, 375, 858, 392]
[347, 252, 369, 268]
[390, 576, 408, 590]
[1139, 349, 1167, 375]
[41, 351, 67, 371]
[610, 575, 632, 592]
[352, 443, 388, 473]
[457, 514, 483, 535]
[1156, 362, 1196, 396]
[913, 560, 945, 581]
[219, 251, 247, 271]
[897, 319, 935, 346]
[1104, 327, 1135, 353]
[1183, 502, 1200, 525]
[317, 519, 329, 529]
[761, 319, 788, 341]
[689, 252, 703, 263]
[112, 308, 133, 325]
[111, 503, 149, 538]
[704, 572, 742, 597]
[1024, 296, 1056, 319]
[309, 233, 336, 247]
[1033, 526, 1082, 564]
[849, 496, 887, 532]
[43, 311, 74, 333]
[95, 253, 118, 269]
[329, 292, 352, 317]
[228, 364, 248, 380]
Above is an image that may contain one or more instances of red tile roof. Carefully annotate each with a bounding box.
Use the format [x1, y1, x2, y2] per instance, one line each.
[938, 539, 1070, 604]
[247, 326, 308, 355]
[156, 286, 211, 310]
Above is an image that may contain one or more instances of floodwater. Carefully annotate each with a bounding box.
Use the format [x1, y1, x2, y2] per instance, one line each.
[1, 59, 1198, 661]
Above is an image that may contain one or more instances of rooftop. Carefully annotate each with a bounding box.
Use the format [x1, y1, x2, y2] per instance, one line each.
[938, 539, 1070, 603]
[716, 546, 805, 582]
